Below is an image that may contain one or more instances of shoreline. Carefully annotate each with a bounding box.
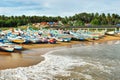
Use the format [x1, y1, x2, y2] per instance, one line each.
[0, 35, 120, 70]
[22, 35, 120, 49]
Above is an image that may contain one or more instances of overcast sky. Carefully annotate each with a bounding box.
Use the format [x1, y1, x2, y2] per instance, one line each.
[0, 0, 120, 16]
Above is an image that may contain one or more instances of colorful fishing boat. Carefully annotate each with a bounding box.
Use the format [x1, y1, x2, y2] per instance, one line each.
[48, 38, 56, 44]
[8, 36, 26, 44]
[56, 36, 71, 42]
[11, 39, 25, 44]
[70, 31, 90, 41]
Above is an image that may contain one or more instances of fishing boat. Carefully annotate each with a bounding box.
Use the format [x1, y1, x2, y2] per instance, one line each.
[0, 46, 14, 52]
[8, 36, 26, 44]
[29, 37, 41, 43]
[11, 39, 25, 44]
[48, 38, 56, 44]
[41, 37, 48, 43]
[90, 34, 100, 40]
[70, 31, 90, 41]
[56, 36, 71, 42]
[4, 43, 23, 50]
[105, 31, 116, 35]
[0, 43, 14, 52]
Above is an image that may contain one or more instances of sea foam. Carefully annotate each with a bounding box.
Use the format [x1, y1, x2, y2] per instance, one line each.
[0, 46, 114, 80]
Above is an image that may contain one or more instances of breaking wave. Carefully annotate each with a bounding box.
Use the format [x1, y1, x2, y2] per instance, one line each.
[0, 41, 120, 80]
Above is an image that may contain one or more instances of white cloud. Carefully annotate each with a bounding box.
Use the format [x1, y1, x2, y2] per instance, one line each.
[0, 0, 120, 16]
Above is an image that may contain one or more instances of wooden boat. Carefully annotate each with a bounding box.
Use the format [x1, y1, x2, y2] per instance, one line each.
[8, 36, 26, 44]
[105, 31, 116, 35]
[70, 31, 90, 41]
[41, 37, 48, 43]
[54, 33, 72, 42]
[56, 37, 71, 42]
[76, 30, 106, 40]
[23, 34, 41, 43]
[5, 43, 22, 50]
[12, 39, 25, 44]
[90, 34, 100, 40]
[29, 38, 41, 43]
[0, 43, 14, 52]
[48, 38, 56, 44]
[14, 45, 22, 50]
[7, 31, 26, 44]
[0, 46, 14, 52]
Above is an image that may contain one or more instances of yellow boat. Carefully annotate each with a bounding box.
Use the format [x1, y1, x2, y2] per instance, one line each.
[12, 39, 25, 44]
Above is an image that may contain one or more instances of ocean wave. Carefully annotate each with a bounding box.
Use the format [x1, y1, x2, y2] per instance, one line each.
[0, 47, 114, 80]
[0, 41, 120, 80]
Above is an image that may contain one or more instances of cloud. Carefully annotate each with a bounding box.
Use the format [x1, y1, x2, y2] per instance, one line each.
[0, 0, 120, 16]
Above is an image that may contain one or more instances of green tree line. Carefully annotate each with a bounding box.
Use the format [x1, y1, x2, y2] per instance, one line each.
[0, 13, 120, 27]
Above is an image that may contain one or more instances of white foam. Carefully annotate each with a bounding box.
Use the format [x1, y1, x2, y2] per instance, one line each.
[0, 48, 112, 80]
[114, 40, 120, 44]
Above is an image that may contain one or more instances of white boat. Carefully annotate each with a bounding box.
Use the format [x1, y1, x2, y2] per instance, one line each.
[0, 46, 14, 52]
[5, 43, 23, 50]
[106, 31, 116, 35]
[0, 43, 14, 52]
[56, 37, 71, 42]
[70, 31, 90, 40]
[14, 45, 22, 50]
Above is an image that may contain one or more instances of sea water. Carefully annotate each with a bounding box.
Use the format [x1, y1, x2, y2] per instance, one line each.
[0, 41, 120, 80]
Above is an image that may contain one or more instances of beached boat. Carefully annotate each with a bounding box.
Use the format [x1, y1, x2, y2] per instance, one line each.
[41, 37, 48, 43]
[70, 31, 90, 41]
[29, 38, 41, 43]
[56, 37, 71, 42]
[48, 38, 56, 44]
[8, 36, 26, 44]
[27, 36, 41, 43]
[90, 34, 100, 40]
[11, 39, 25, 44]
[13, 45, 22, 50]
[105, 31, 116, 35]
[5, 43, 23, 50]
[0, 46, 14, 52]
[54, 33, 72, 42]
[0, 43, 14, 52]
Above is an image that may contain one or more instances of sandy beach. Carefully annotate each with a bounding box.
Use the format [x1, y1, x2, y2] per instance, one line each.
[0, 35, 120, 70]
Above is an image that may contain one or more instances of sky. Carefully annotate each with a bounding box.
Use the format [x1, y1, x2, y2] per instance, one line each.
[0, 0, 120, 17]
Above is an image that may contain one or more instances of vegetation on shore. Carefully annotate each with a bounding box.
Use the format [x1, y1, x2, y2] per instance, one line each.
[0, 12, 120, 28]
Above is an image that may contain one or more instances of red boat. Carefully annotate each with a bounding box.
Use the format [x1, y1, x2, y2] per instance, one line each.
[48, 38, 56, 44]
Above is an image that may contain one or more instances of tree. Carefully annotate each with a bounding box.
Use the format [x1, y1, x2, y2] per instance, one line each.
[73, 20, 84, 26]
[107, 13, 112, 25]
[0, 12, 120, 28]
[90, 18, 100, 25]
[0, 20, 5, 27]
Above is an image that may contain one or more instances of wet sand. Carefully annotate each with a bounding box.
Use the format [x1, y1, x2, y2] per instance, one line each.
[0, 52, 44, 70]
[0, 35, 120, 70]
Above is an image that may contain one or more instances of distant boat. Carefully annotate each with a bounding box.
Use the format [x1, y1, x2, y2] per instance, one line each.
[105, 31, 116, 35]
[48, 38, 56, 44]
[29, 37, 41, 43]
[70, 31, 90, 41]
[56, 36, 71, 42]
[76, 30, 106, 40]
[41, 37, 48, 43]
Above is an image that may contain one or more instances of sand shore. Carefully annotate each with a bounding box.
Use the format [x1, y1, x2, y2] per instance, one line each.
[21, 35, 120, 50]
[0, 35, 120, 70]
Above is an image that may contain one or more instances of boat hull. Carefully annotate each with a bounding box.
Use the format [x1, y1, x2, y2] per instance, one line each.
[12, 39, 25, 44]
[0, 46, 14, 52]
